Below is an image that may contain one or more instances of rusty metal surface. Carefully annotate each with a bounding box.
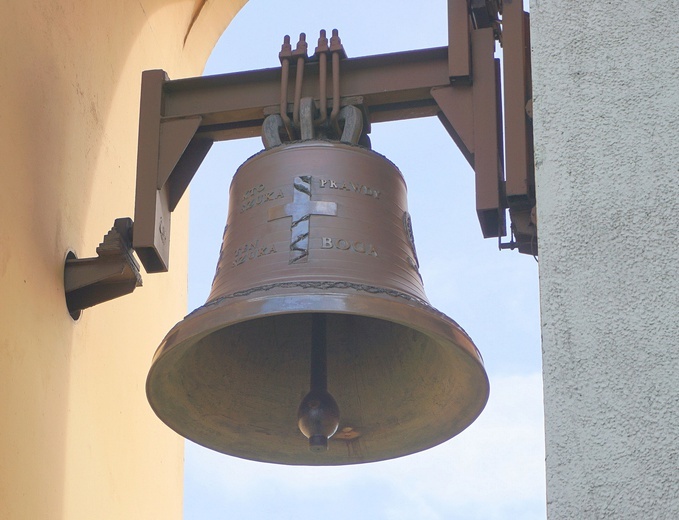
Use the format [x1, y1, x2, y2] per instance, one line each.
[146, 142, 489, 465]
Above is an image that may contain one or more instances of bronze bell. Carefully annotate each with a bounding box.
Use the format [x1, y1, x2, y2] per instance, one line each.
[146, 139, 489, 465]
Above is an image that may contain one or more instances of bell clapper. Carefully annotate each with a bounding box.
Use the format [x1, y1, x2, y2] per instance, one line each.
[297, 313, 340, 452]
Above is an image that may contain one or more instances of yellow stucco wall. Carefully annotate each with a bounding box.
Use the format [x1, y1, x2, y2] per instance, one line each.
[0, 1, 247, 518]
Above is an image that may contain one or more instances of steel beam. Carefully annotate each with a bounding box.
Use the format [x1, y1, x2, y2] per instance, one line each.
[134, 46, 497, 272]
[162, 46, 453, 140]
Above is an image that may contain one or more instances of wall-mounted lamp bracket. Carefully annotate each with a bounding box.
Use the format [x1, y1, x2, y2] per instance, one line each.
[64, 218, 142, 313]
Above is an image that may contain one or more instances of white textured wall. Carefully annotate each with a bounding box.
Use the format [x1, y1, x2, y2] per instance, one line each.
[530, 1, 679, 518]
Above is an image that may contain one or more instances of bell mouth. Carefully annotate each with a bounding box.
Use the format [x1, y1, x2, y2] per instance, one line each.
[147, 139, 488, 465]
[146, 287, 489, 466]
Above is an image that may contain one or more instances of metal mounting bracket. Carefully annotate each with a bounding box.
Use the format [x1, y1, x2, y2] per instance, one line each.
[133, 0, 537, 273]
[64, 218, 142, 314]
[129, 0, 535, 275]
[63, 0, 534, 313]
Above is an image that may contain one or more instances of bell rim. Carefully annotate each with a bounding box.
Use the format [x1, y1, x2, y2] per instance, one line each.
[150, 285, 484, 370]
[146, 287, 489, 465]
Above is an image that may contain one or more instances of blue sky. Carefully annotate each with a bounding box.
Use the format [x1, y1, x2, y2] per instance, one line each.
[184, 1, 544, 518]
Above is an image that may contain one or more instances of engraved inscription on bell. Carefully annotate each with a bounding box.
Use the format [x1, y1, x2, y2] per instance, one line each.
[208, 141, 429, 305]
[318, 178, 381, 199]
[232, 240, 278, 268]
[268, 175, 338, 264]
[321, 237, 378, 257]
[240, 183, 284, 213]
